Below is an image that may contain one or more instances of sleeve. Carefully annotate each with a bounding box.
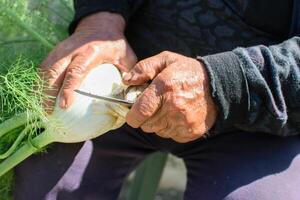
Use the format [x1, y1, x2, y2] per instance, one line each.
[69, 0, 144, 33]
[200, 37, 300, 136]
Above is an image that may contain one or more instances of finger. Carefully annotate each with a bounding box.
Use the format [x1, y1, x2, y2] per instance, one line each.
[59, 49, 98, 109]
[140, 110, 167, 133]
[172, 132, 201, 143]
[39, 57, 72, 112]
[157, 131, 172, 138]
[141, 109, 178, 139]
[126, 83, 162, 128]
[156, 126, 177, 139]
[123, 51, 176, 85]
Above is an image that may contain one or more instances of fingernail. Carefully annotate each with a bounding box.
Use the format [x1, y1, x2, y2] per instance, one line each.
[123, 72, 132, 82]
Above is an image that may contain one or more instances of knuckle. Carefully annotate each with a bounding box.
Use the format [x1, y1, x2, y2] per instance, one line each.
[154, 76, 171, 91]
[87, 44, 100, 53]
[145, 73, 153, 81]
[135, 61, 149, 74]
[140, 70, 154, 81]
[135, 63, 156, 80]
[185, 124, 205, 137]
[39, 65, 61, 83]
[113, 59, 122, 67]
[67, 64, 85, 77]
[156, 121, 172, 138]
[46, 67, 61, 80]
[141, 124, 153, 133]
[160, 50, 171, 57]
[126, 111, 144, 128]
[160, 50, 178, 61]
[126, 107, 148, 128]
[130, 123, 140, 129]
[135, 100, 154, 119]
[63, 65, 85, 90]
[172, 127, 200, 143]
[156, 130, 171, 138]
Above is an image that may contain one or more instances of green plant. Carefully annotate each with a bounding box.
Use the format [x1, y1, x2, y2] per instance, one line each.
[0, 1, 73, 199]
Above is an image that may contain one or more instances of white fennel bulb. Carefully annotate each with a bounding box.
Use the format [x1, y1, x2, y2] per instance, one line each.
[47, 63, 130, 143]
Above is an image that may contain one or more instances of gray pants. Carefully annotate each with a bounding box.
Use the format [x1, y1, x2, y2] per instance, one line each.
[14, 124, 300, 200]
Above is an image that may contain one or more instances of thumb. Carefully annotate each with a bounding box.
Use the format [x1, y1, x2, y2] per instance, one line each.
[123, 51, 174, 85]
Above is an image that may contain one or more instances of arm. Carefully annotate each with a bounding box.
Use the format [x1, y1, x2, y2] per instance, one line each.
[122, 37, 300, 143]
[202, 37, 300, 136]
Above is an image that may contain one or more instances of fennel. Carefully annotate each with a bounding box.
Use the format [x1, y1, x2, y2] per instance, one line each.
[0, 1, 73, 198]
[0, 63, 135, 177]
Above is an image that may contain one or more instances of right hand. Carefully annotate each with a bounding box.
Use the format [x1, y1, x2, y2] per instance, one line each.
[40, 12, 137, 111]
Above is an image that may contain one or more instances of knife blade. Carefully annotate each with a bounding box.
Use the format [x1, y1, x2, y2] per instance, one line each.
[74, 89, 134, 106]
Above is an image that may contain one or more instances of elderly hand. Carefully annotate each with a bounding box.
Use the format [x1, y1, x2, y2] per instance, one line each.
[123, 51, 218, 143]
[40, 12, 137, 111]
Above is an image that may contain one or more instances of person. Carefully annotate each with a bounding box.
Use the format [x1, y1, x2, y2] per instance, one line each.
[14, 0, 300, 199]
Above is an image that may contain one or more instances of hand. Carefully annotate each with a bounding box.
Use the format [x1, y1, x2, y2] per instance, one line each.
[124, 51, 218, 143]
[40, 12, 137, 111]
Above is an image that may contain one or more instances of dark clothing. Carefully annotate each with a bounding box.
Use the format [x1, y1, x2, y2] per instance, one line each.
[69, 0, 300, 137]
[15, 1, 300, 200]
[14, 125, 300, 200]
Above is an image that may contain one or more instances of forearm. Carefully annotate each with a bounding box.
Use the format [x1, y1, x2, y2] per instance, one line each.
[202, 37, 300, 136]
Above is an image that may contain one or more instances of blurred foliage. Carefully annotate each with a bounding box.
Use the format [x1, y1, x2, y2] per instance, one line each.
[0, 0, 74, 199]
[0, 0, 73, 60]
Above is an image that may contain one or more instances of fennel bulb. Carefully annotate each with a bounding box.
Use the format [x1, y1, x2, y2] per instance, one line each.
[47, 63, 130, 143]
[0, 63, 138, 177]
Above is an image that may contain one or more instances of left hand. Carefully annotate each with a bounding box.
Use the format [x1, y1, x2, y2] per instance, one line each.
[123, 51, 218, 143]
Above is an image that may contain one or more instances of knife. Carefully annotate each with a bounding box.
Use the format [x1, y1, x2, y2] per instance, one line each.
[74, 89, 135, 107]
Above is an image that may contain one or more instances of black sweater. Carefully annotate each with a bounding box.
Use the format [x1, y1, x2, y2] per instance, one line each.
[70, 0, 300, 136]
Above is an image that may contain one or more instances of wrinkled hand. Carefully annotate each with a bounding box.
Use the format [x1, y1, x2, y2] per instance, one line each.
[124, 51, 218, 143]
[40, 12, 137, 111]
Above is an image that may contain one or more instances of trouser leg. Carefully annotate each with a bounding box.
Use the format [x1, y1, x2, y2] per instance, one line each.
[14, 124, 156, 200]
[178, 132, 300, 200]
